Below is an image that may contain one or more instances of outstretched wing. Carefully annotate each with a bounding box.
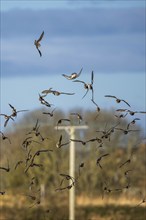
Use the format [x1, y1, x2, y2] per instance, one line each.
[104, 95, 117, 99]
[37, 48, 42, 57]
[122, 99, 131, 107]
[37, 31, 44, 42]
[82, 89, 89, 99]
[91, 71, 94, 85]
[62, 74, 71, 80]
[77, 67, 83, 77]
[60, 92, 75, 95]
[73, 80, 86, 84]
[9, 103, 15, 111]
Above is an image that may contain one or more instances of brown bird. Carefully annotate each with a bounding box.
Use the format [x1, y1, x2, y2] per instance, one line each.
[104, 95, 131, 107]
[62, 68, 83, 80]
[73, 70, 94, 99]
[14, 160, 23, 170]
[135, 193, 146, 207]
[55, 173, 76, 191]
[124, 169, 133, 181]
[91, 99, 100, 112]
[22, 136, 42, 150]
[127, 118, 140, 129]
[43, 108, 56, 117]
[78, 162, 84, 176]
[42, 88, 75, 96]
[56, 118, 71, 130]
[0, 131, 11, 144]
[114, 113, 128, 119]
[119, 151, 134, 168]
[96, 123, 120, 141]
[0, 113, 14, 127]
[70, 138, 87, 146]
[96, 153, 110, 169]
[34, 31, 44, 57]
[0, 159, 10, 172]
[55, 184, 73, 191]
[70, 112, 83, 124]
[115, 127, 140, 135]
[70, 137, 102, 146]
[8, 103, 28, 118]
[26, 119, 40, 135]
[56, 135, 70, 148]
[116, 109, 146, 116]
[25, 149, 52, 173]
[59, 173, 75, 186]
[38, 94, 53, 107]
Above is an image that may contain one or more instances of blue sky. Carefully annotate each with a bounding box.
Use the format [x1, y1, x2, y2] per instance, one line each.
[0, 0, 146, 131]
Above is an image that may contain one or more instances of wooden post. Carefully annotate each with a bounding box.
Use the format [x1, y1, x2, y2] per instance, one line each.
[55, 125, 88, 220]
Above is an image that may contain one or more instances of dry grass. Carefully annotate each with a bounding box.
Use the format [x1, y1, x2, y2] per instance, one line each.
[0, 193, 145, 220]
[76, 194, 140, 207]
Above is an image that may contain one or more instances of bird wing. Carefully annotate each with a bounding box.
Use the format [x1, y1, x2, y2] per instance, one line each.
[42, 88, 53, 94]
[62, 74, 71, 79]
[73, 80, 86, 84]
[9, 103, 15, 110]
[77, 67, 83, 77]
[116, 109, 128, 112]
[82, 89, 89, 99]
[4, 118, 10, 127]
[37, 31, 44, 42]
[91, 71, 94, 85]
[105, 95, 117, 99]
[121, 99, 131, 107]
[37, 48, 42, 57]
[17, 110, 29, 113]
[61, 92, 75, 95]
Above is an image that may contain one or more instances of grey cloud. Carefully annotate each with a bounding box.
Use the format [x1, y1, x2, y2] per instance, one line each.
[1, 7, 145, 76]
[1, 7, 145, 38]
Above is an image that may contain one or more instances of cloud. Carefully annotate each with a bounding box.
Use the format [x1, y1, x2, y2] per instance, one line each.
[1, 7, 145, 77]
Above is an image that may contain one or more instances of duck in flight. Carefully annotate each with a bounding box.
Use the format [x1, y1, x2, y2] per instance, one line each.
[62, 68, 83, 80]
[41, 88, 75, 96]
[74, 70, 94, 99]
[104, 95, 131, 107]
[34, 31, 44, 57]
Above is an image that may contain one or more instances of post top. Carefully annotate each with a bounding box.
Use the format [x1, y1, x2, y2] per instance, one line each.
[54, 125, 89, 130]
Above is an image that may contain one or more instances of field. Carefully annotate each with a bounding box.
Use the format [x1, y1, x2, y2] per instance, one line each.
[0, 194, 145, 220]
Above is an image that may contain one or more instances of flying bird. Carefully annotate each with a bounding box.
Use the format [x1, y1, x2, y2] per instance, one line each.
[62, 68, 83, 80]
[78, 162, 84, 176]
[0, 131, 11, 144]
[119, 151, 135, 168]
[38, 94, 53, 107]
[127, 118, 140, 129]
[41, 88, 75, 96]
[96, 153, 110, 169]
[56, 135, 70, 148]
[70, 112, 83, 124]
[34, 31, 44, 57]
[43, 108, 56, 117]
[104, 95, 131, 107]
[116, 109, 146, 116]
[8, 103, 28, 118]
[91, 99, 100, 112]
[14, 160, 23, 170]
[0, 191, 5, 195]
[73, 70, 94, 99]
[115, 127, 140, 135]
[0, 159, 10, 172]
[56, 118, 71, 130]
[0, 114, 14, 127]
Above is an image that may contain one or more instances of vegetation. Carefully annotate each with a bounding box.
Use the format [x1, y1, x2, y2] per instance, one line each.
[0, 108, 145, 219]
